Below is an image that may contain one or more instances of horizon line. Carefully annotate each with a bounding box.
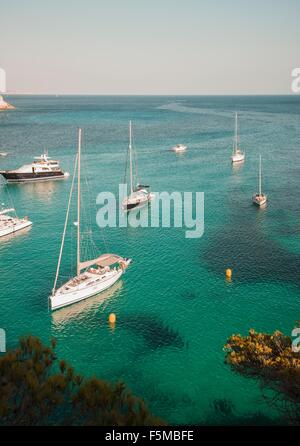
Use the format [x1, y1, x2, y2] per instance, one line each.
[3, 93, 299, 97]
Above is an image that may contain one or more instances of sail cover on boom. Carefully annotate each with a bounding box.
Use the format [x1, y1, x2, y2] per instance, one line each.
[79, 254, 125, 271]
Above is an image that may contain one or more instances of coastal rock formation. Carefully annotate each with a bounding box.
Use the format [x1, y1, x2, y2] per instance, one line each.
[0, 95, 15, 111]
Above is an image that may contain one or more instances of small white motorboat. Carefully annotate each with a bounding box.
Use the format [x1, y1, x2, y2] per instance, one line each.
[0, 152, 8, 157]
[171, 144, 187, 153]
[252, 155, 267, 206]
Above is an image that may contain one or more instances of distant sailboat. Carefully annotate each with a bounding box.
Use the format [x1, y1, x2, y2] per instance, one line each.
[50, 128, 131, 311]
[231, 113, 245, 164]
[122, 121, 154, 211]
[252, 155, 267, 206]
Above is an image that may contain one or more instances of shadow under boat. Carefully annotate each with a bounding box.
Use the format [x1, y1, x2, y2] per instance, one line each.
[51, 280, 123, 326]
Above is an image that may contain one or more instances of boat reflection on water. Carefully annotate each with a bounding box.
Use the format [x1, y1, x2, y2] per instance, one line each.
[255, 201, 267, 212]
[51, 280, 123, 326]
[231, 162, 244, 188]
[231, 161, 244, 173]
[9, 179, 64, 202]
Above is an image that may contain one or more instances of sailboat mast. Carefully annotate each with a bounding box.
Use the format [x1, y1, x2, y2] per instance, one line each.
[52, 153, 78, 294]
[129, 120, 133, 194]
[259, 155, 262, 196]
[77, 128, 81, 277]
[234, 112, 238, 154]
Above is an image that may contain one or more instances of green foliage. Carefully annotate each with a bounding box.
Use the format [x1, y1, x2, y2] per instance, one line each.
[224, 328, 300, 424]
[0, 336, 164, 426]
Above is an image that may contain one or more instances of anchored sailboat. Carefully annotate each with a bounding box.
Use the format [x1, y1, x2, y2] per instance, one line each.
[252, 155, 267, 206]
[0, 180, 32, 238]
[122, 121, 154, 211]
[0, 207, 32, 238]
[231, 113, 245, 164]
[50, 129, 131, 311]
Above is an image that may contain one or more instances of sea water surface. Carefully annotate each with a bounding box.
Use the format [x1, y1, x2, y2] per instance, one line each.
[1, 95, 300, 424]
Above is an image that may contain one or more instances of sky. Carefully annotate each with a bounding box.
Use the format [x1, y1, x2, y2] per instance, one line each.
[0, 0, 299, 94]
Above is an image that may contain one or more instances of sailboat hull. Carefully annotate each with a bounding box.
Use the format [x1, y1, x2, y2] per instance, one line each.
[123, 196, 152, 211]
[0, 171, 66, 183]
[0, 219, 32, 238]
[122, 192, 155, 211]
[50, 268, 123, 311]
[252, 194, 267, 206]
[231, 153, 245, 163]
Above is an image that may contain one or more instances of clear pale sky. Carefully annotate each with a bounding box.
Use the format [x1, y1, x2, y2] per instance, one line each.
[0, 0, 299, 94]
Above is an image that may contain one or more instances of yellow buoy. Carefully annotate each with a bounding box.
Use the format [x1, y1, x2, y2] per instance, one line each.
[226, 268, 232, 279]
[109, 313, 116, 324]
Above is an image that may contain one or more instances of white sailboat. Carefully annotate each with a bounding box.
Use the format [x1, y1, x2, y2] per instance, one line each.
[0, 207, 32, 238]
[231, 113, 245, 164]
[50, 128, 131, 311]
[252, 155, 267, 206]
[122, 121, 154, 211]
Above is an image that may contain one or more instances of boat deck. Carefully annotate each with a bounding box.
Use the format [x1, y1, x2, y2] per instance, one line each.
[62, 267, 119, 292]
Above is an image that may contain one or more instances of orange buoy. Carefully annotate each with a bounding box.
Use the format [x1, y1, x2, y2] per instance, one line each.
[226, 268, 232, 279]
[109, 313, 116, 324]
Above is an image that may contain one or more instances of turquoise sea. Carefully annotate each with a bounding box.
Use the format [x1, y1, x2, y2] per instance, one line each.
[1, 95, 300, 425]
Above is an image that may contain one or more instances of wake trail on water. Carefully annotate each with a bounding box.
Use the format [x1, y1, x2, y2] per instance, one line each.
[157, 102, 300, 125]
